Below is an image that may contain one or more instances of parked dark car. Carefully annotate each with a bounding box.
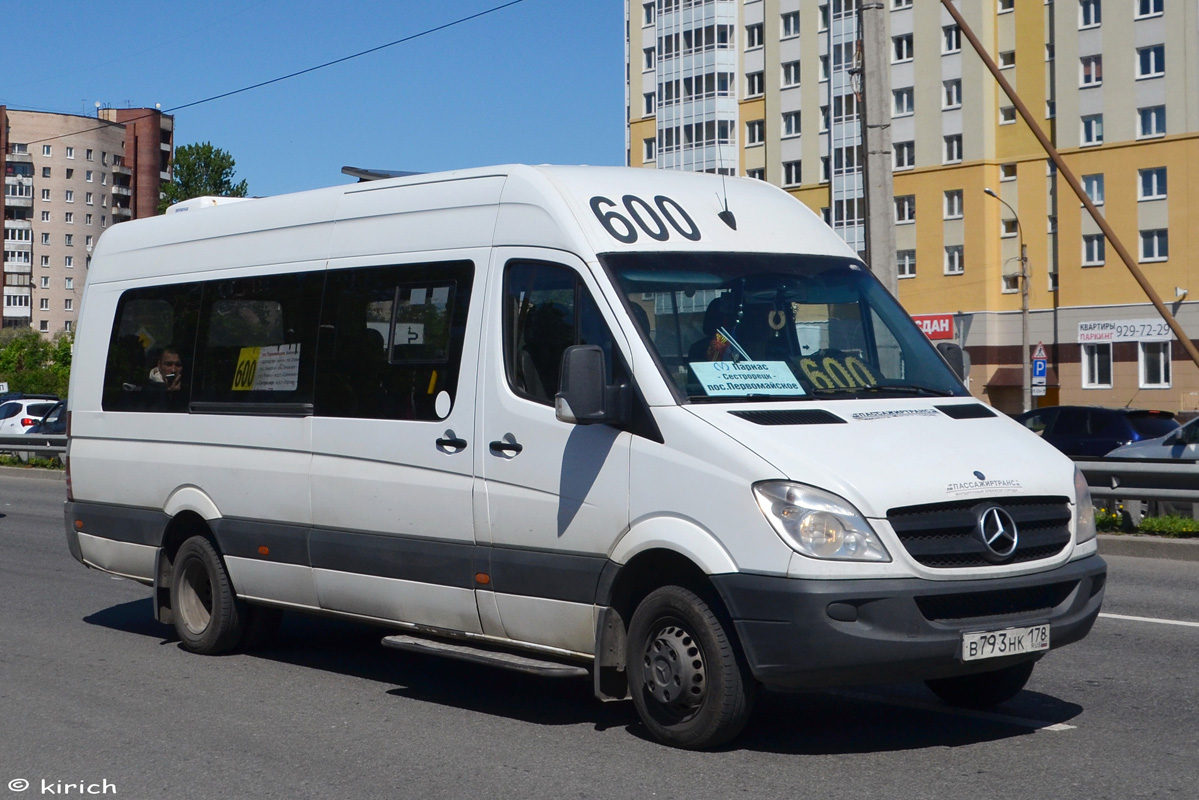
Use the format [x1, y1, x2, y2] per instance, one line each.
[1014, 405, 1180, 458]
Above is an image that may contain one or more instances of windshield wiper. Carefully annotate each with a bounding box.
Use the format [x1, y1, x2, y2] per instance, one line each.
[852, 384, 956, 397]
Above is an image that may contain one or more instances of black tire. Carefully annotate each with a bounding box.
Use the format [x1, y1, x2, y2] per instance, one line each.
[627, 585, 754, 749]
[170, 536, 244, 655]
[925, 660, 1036, 709]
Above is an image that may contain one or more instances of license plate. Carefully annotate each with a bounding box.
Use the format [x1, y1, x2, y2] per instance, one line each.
[961, 624, 1050, 662]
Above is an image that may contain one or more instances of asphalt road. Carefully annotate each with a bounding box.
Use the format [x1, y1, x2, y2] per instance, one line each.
[2, 470, 1197, 800]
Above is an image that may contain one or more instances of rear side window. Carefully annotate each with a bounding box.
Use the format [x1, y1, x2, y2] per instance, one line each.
[1128, 414, 1178, 438]
[27, 403, 56, 418]
[102, 284, 202, 412]
[315, 261, 474, 420]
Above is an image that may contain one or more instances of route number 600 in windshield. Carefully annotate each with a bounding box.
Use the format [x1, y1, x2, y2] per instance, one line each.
[590, 195, 702, 244]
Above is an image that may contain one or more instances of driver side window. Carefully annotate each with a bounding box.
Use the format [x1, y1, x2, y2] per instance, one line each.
[502, 261, 623, 405]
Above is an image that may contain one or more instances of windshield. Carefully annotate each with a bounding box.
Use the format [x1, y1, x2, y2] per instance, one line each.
[602, 252, 967, 402]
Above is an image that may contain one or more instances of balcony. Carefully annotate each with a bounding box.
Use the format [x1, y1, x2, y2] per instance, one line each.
[5, 150, 33, 164]
[111, 185, 132, 197]
[112, 164, 132, 177]
[112, 206, 132, 219]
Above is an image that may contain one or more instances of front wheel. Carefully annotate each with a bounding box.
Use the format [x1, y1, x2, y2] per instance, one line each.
[170, 536, 245, 655]
[925, 660, 1036, 709]
[627, 586, 754, 749]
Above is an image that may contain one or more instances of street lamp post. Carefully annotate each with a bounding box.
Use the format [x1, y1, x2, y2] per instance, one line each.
[984, 187, 1031, 413]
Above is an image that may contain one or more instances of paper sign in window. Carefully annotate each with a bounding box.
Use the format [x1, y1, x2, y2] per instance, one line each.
[690, 361, 805, 397]
[232, 344, 301, 391]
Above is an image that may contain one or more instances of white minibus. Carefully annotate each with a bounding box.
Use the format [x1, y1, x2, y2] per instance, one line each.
[65, 165, 1106, 748]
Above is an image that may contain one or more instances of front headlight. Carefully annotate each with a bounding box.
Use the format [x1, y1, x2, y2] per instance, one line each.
[753, 481, 891, 562]
[1074, 466, 1097, 545]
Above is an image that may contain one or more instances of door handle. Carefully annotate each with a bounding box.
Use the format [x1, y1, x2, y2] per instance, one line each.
[489, 440, 524, 455]
[436, 436, 468, 452]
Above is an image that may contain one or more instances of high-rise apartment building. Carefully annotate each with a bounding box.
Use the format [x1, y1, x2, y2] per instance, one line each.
[626, 0, 1198, 413]
[1, 107, 173, 336]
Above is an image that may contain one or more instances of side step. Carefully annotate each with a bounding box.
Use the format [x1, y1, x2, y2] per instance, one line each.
[382, 634, 590, 678]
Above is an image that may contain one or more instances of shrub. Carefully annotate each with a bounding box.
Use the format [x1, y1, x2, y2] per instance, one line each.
[1136, 515, 1199, 538]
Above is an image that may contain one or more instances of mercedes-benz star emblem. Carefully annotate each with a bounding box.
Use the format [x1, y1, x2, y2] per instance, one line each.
[976, 506, 1019, 561]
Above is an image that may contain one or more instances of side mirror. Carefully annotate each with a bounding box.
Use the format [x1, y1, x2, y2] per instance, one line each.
[935, 342, 969, 381]
[555, 345, 625, 425]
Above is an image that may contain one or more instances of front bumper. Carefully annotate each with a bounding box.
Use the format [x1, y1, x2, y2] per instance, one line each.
[712, 554, 1106, 690]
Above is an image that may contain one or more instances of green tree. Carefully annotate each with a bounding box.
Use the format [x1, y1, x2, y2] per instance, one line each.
[0, 331, 73, 397]
[158, 142, 249, 213]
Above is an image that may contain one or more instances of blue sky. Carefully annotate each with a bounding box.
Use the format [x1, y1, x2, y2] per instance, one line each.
[3, 0, 626, 196]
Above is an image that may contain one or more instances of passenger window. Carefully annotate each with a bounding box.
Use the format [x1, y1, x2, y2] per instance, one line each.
[192, 272, 323, 408]
[315, 261, 473, 420]
[102, 284, 202, 412]
[503, 261, 625, 405]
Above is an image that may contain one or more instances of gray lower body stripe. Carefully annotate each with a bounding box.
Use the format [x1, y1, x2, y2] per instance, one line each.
[68, 501, 607, 604]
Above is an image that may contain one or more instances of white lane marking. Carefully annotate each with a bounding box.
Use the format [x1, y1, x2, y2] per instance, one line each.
[1099, 612, 1199, 629]
[831, 690, 1076, 732]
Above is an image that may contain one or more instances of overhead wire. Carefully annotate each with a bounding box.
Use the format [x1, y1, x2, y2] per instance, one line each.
[15, 0, 528, 147]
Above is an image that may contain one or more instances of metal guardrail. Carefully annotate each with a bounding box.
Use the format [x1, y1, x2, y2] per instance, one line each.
[1074, 457, 1199, 504]
[0, 433, 67, 459]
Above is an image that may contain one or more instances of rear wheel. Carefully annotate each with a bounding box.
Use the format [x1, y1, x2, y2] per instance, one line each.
[925, 660, 1035, 709]
[170, 536, 244, 655]
[627, 586, 754, 749]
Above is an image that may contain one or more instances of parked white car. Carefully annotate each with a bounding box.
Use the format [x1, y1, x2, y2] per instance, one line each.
[0, 398, 60, 435]
[1106, 416, 1199, 460]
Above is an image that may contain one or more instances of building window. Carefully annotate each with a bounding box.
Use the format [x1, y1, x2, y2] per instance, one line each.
[65, 299, 74, 311]
[782, 61, 801, 87]
[1046, 44, 1055, 61]
[746, 23, 764, 49]
[41, 189, 51, 201]
[1140, 229, 1168, 262]
[1139, 342, 1170, 388]
[746, 120, 765, 146]
[643, 2, 654, 25]
[65, 234, 73, 247]
[746, 168, 765, 180]
[998, 51, 1016, 69]
[893, 141, 915, 170]
[944, 134, 963, 163]
[782, 111, 801, 137]
[643, 92, 655, 116]
[643, 137, 656, 162]
[40, 276, 49, 289]
[1138, 105, 1166, 138]
[747, 71, 764, 96]
[1080, 55, 1103, 86]
[1081, 114, 1103, 145]
[783, 161, 802, 187]
[39, 298, 49, 312]
[1000, 163, 1017, 181]
[1002, 275, 1019, 293]
[944, 245, 964, 275]
[782, 11, 800, 38]
[943, 79, 962, 109]
[643, 47, 655, 70]
[999, 106, 1017, 124]
[944, 190, 963, 220]
[65, 190, 74, 203]
[1047, 100, 1056, 118]
[1138, 167, 1167, 200]
[819, 3, 829, 31]
[42, 145, 52, 156]
[85, 214, 93, 225]
[1083, 233, 1106, 266]
[998, 0, 1014, 12]
[41, 233, 50, 245]
[893, 0, 913, 8]
[1001, 218, 1019, 238]
[1136, 0, 1163, 18]
[1137, 45, 1165, 78]
[1082, 173, 1104, 205]
[942, 25, 960, 54]
[1082, 343, 1112, 388]
[893, 34, 914, 62]
[895, 195, 916, 224]
[897, 250, 916, 278]
[893, 88, 914, 116]
[64, 212, 74, 224]
[1079, 0, 1102, 29]
[40, 257, 50, 269]
[65, 277, 74, 290]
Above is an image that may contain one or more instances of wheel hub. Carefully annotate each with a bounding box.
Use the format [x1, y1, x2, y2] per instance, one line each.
[641, 624, 706, 710]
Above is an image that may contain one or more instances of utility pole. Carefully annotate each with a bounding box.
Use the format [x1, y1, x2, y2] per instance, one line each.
[857, 1, 898, 295]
